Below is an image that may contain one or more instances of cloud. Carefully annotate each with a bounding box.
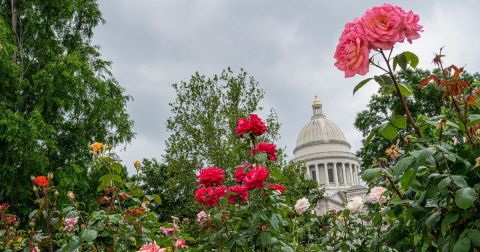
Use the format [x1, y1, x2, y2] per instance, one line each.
[93, 0, 480, 173]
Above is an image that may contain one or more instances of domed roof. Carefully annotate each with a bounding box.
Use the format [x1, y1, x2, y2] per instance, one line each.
[294, 97, 351, 153]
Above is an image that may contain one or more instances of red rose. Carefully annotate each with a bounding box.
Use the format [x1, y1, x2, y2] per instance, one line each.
[195, 186, 226, 207]
[235, 164, 252, 183]
[226, 185, 249, 204]
[33, 176, 49, 187]
[197, 167, 225, 187]
[244, 166, 270, 189]
[235, 117, 251, 137]
[249, 114, 267, 136]
[269, 183, 286, 195]
[250, 142, 277, 161]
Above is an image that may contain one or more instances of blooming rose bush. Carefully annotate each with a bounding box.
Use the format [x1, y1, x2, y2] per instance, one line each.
[333, 3, 480, 251]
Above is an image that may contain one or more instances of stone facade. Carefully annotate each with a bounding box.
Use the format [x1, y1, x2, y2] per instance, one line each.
[293, 96, 367, 215]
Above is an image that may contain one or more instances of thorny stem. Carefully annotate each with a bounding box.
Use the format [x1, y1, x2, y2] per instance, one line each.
[383, 173, 404, 199]
[379, 49, 423, 138]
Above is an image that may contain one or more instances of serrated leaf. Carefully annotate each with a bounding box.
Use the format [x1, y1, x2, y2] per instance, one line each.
[401, 170, 416, 189]
[391, 115, 407, 129]
[81, 229, 97, 242]
[394, 156, 416, 177]
[455, 187, 477, 209]
[425, 211, 441, 228]
[453, 237, 471, 252]
[441, 212, 459, 235]
[452, 176, 468, 188]
[361, 168, 381, 182]
[353, 78, 373, 95]
[438, 177, 451, 191]
[398, 83, 414, 97]
[380, 123, 397, 140]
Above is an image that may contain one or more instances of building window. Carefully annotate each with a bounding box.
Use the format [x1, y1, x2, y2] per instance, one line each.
[309, 165, 317, 181]
[328, 168, 334, 183]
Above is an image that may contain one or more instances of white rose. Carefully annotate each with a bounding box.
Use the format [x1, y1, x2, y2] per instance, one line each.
[294, 197, 310, 215]
[347, 196, 364, 213]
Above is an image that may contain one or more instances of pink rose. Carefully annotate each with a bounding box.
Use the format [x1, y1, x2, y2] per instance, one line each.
[197, 210, 209, 222]
[250, 142, 277, 161]
[360, 4, 406, 50]
[402, 10, 422, 43]
[334, 21, 370, 78]
[175, 239, 188, 249]
[235, 117, 251, 137]
[244, 166, 270, 189]
[137, 241, 166, 252]
[249, 114, 267, 136]
[368, 186, 388, 204]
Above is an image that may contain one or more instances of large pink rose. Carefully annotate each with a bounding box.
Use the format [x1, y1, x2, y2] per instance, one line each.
[402, 10, 422, 43]
[360, 4, 406, 50]
[334, 21, 370, 78]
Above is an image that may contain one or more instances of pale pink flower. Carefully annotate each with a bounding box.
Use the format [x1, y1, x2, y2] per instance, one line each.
[175, 239, 188, 249]
[334, 21, 371, 78]
[196, 210, 208, 222]
[368, 186, 388, 204]
[402, 11, 422, 43]
[360, 4, 406, 50]
[31, 247, 40, 252]
[137, 241, 166, 252]
[347, 196, 364, 213]
[63, 217, 79, 232]
[159, 226, 179, 236]
[294, 197, 310, 215]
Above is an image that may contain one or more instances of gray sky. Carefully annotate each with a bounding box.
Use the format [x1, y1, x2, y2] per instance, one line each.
[93, 0, 480, 172]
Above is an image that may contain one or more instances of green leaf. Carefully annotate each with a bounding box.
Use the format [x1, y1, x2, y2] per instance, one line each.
[361, 168, 381, 182]
[353, 78, 373, 95]
[453, 237, 471, 252]
[402, 51, 419, 68]
[467, 229, 480, 246]
[455, 187, 477, 209]
[394, 156, 415, 177]
[468, 114, 480, 125]
[391, 115, 407, 129]
[254, 152, 267, 162]
[398, 83, 414, 97]
[374, 75, 393, 87]
[379, 123, 397, 140]
[0, 230, 5, 237]
[451, 176, 468, 188]
[401, 170, 416, 189]
[152, 194, 162, 204]
[425, 211, 441, 228]
[81, 229, 98, 242]
[438, 177, 451, 191]
[393, 54, 407, 71]
[441, 212, 459, 235]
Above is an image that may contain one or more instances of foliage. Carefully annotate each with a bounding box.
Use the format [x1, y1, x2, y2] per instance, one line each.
[157, 68, 282, 218]
[0, 0, 134, 220]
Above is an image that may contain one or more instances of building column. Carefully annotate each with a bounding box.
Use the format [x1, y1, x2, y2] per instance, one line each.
[342, 163, 347, 187]
[315, 164, 320, 184]
[352, 164, 359, 185]
[323, 162, 329, 186]
[333, 163, 339, 187]
[355, 164, 361, 185]
[349, 164, 354, 185]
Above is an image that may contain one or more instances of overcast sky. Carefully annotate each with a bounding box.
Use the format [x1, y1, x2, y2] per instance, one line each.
[93, 0, 480, 172]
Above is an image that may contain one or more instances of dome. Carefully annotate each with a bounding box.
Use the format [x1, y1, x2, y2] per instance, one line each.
[293, 97, 352, 157]
[295, 116, 350, 148]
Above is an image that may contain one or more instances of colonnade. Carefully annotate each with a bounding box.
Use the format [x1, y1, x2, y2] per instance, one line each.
[307, 162, 361, 187]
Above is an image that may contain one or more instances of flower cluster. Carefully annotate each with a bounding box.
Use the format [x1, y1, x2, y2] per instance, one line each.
[235, 114, 267, 137]
[63, 217, 79, 232]
[195, 115, 285, 208]
[334, 4, 422, 77]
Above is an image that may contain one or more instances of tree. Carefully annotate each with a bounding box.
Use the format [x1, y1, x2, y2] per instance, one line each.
[0, 1, 133, 218]
[157, 68, 282, 218]
[354, 68, 480, 168]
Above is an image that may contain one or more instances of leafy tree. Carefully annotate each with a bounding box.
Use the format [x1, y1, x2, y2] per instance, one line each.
[155, 68, 282, 218]
[0, 1, 133, 218]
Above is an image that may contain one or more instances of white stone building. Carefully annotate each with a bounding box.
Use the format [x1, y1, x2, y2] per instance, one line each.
[293, 96, 367, 215]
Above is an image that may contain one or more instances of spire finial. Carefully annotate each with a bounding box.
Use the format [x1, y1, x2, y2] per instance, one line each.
[312, 95, 324, 119]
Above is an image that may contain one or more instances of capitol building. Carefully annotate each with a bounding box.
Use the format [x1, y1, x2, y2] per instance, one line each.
[293, 96, 367, 215]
